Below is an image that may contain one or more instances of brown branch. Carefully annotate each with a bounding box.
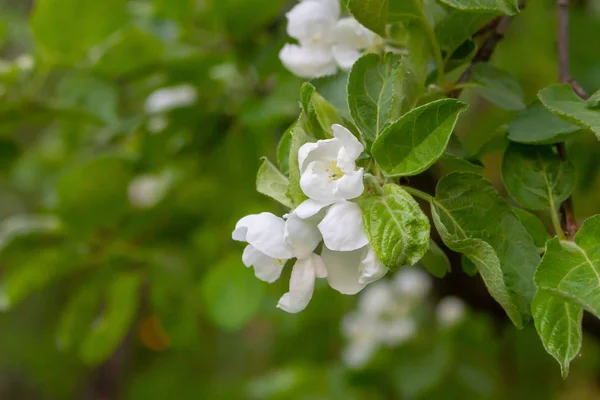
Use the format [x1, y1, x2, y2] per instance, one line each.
[555, 0, 586, 239]
[448, 16, 515, 99]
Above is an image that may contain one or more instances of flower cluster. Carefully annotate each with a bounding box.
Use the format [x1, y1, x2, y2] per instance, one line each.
[342, 269, 467, 368]
[233, 124, 387, 313]
[279, 0, 380, 79]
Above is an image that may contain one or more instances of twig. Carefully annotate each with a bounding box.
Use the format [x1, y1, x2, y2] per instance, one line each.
[448, 16, 515, 98]
[555, 0, 586, 239]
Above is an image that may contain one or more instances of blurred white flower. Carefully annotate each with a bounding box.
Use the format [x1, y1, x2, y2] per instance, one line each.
[14, 54, 34, 71]
[145, 84, 197, 114]
[128, 174, 171, 209]
[147, 115, 168, 133]
[280, 0, 381, 78]
[393, 268, 432, 301]
[341, 313, 379, 368]
[436, 296, 466, 328]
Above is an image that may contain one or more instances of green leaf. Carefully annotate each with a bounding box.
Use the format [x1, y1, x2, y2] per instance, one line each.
[435, 11, 495, 55]
[56, 155, 133, 235]
[300, 83, 341, 140]
[437, 0, 519, 15]
[538, 84, 600, 139]
[361, 184, 430, 269]
[201, 255, 265, 331]
[31, 0, 128, 64]
[432, 172, 540, 326]
[348, 53, 417, 146]
[435, 153, 484, 176]
[501, 143, 576, 210]
[513, 208, 551, 248]
[470, 64, 525, 111]
[372, 99, 468, 177]
[535, 214, 600, 318]
[80, 272, 143, 365]
[587, 89, 600, 109]
[0, 248, 82, 311]
[461, 255, 478, 276]
[312, 71, 351, 119]
[420, 240, 451, 278]
[508, 101, 581, 144]
[531, 289, 582, 378]
[286, 119, 314, 207]
[56, 282, 103, 351]
[276, 126, 293, 176]
[256, 158, 292, 208]
[348, 0, 389, 37]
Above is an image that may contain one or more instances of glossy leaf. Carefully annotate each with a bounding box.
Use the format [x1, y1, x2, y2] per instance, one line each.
[535, 214, 600, 317]
[348, 53, 416, 145]
[372, 99, 468, 177]
[538, 84, 600, 139]
[471, 64, 525, 111]
[438, 0, 519, 15]
[361, 184, 430, 269]
[531, 290, 582, 378]
[502, 143, 576, 210]
[432, 172, 540, 326]
[508, 101, 581, 144]
[256, 158, 292, 208]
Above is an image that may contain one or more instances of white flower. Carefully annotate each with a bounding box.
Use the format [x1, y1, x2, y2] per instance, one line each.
[393, 268, 432, 301]
[233, 213, 295, 283]
[332, 18, 379, 69]
[321, 245, 387, 295]
[145, 84, 197, 114]
[277, 252, 328, 313]
[298, 124, 365, 208]
[128, 173, 171, 209]
[279, 44, 337, 79]
[436, 296, 466, 328]
[318, 201, 368, 251]
[341, 312, 379, 368]
[286, 0, 340, 45]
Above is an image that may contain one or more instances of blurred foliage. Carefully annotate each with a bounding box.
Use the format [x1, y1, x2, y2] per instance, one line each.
[0, 0, 598, 399]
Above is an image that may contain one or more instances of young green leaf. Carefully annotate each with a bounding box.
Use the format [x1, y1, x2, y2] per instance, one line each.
[435, 11, 495, 55]
[347, 53, 417, 146]
[587, 89, 600, 109]
[300, 83, 341, 140]
[438, 0, 520, 15]
[286, 119, 313, 207]
[80, 272, 143, 365]
[508, 101, 581, 144]
[256, 158, 292, 208]
[361, 184, 430, 269]
[535, 214, 600, 317]
[372, 99, 468, 177]
[420, 240, 451, 278]
[538, 84, 600, 139]
[513, 208, 551, 248]
[531, 290, 582, 379]
[348, 0, 389, 37]
[276, 126, 293, 176]
[432, 172, 540, 326]
[502, 143, 576, 211]
[470, 64, 525, 111]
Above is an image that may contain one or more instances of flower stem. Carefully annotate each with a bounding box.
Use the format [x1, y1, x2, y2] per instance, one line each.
[400, 185, 434, 203]
[549, 199, 567, 241]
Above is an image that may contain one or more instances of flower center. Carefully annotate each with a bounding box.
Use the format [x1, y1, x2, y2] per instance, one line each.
[275, 258, 285, 266]
[325, 160, 344, 182]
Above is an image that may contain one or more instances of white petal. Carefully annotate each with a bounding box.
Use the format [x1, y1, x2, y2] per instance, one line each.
[286, 1, 338, 44]
[358, 281, 394, 314]
[358, 247, 388, 284]
[233, 212, 293, 259]
[299, 161, 339, 203]
[393, 268, 432, 300]
[294, 199, 333, 219]
[242, 245, 286, 283]
[333, 17, 379, 49]
[313, 254, 328, 278]
[318, 201, 368, 251]
[277, 254, 321, 313]
[298, 138, 342, 172]
[436, 296, 466, 328]
[332, 44, 361, 70]
[321, 247, 367, 295]
[279, 44, 337, 79]
[303, 0, 341, 19]
[378, 319, 417, 346]
[335, 168, 365, 200]
[145, 85, 197, 114]
[332, 124, 364, 161]
[284, 213, 322, 259]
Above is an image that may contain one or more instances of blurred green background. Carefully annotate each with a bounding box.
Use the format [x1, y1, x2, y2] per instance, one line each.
[0, 0, 599, 398]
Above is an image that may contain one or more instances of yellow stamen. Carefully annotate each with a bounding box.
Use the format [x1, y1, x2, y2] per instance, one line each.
[326, 160, 344, 183]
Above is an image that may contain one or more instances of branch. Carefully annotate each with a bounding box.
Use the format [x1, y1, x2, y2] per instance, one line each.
[555, 0, 586, 239]
[448, 16, 515, 99]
